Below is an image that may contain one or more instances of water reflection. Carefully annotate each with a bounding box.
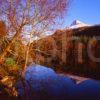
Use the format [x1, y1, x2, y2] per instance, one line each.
[17, 64, 100, 100]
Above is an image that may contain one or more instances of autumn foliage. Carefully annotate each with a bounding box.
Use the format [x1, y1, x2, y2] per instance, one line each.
[30, 25, 100, 79]
[0, 0, 70, 98]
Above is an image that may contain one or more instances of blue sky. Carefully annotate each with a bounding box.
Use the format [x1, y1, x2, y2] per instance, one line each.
[63, 0, 100, 28]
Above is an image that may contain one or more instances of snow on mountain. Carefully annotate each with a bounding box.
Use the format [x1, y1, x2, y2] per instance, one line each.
[68, 20, 90, 29]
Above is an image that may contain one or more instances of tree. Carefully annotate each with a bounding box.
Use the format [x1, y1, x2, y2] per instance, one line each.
[0, 0, 69, 71]
[0, 21, 7, 37]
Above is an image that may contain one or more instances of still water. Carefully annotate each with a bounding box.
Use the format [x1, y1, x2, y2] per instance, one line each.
[17, 64, 100, 100]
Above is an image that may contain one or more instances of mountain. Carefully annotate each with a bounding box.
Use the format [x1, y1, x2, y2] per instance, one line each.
[30, 23, 100, 79]
[67, 20, 90, 29]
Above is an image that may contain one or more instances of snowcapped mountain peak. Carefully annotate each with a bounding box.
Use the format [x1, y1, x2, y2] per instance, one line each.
[70, 20, 84, 26]
[68, 20, 90, 29]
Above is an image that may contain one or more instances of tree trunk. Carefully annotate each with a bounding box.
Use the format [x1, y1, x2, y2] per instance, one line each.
[0, 27, 22, 64]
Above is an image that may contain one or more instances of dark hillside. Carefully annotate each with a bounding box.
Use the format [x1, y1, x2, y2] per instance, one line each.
[73, 25, 100, 36]
[30, 25, 100, 80]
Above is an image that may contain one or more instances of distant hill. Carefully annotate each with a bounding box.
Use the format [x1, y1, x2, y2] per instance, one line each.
[72, 25, 100, 36]
[30, 24, 100, 79]
[53, 24, 100, 37]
